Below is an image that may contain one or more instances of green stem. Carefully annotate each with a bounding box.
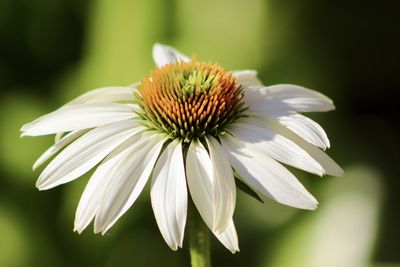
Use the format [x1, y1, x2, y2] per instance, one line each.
[188, 206, 211, 267]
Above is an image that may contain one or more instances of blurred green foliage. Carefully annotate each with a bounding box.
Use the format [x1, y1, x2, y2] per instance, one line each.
[0, 0, 399, 266]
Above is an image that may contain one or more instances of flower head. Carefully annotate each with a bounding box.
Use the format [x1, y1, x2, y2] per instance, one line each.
[21, 43, 343, 253]
[136, 59, 244, 142]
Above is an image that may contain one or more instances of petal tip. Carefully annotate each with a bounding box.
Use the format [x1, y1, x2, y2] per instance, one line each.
[330, 166, 344, 177]
[20, 123, 36, 136]
[310, 201, 319, 210]
[152, 43, 189, 67]
[36, 178, 53, 191]
[73, 226, 84, 234]
[20, 127, 29, 137]
[295, 194, 319, 210]
[168, 244, 179, 251]
[20, 124, 28, 132]
[322, 160, 344, 177]
[93, 225, 101, 234]
[230, 247, 240, 254]
[36, 181, 46, 191]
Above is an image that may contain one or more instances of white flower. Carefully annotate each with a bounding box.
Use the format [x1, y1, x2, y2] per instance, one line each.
[21, 43, 343, 253]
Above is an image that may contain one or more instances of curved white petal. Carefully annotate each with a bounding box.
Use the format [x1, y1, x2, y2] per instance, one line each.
[51, 85, 137, 142]
[257, 118, 343, 177]
[74, 133, 145, 233]
[54, 132, 65, 143]
[73, 139, 134, 233]
[206, 137, 236, 232]
[229, 121, 325, 176]
[36, 120, 143, 190]
[151, 141, 187, 250]
[245, 84, 335, 113]
[186, 140, 214, 230]
[33, 130, 87, 171]
[221, 134, 318, 210]
[21, 103, 136, 136]
[74, 158, 115, 233]
[268, 113, 330, 150]
[94, 132, 165, 234]
[66, 85, 136, 105]
[152, 43, 190, 67]
[214, 220, 240, 254]
[300, 143, 343, 177]
[186, 139, 235, 232]
[232, 70, 263, 87]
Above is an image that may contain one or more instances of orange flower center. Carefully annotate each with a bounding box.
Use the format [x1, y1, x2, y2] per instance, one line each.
[135, 59, 246, 141]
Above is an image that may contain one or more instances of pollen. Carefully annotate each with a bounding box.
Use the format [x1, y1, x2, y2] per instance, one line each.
[134, 59, 245, 141]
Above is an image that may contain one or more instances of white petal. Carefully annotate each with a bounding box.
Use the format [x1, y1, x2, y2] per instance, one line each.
[152, 43, 190, 67]
[213, 220, 240, 254]
[36, 120, 143, 190]
[52, 85, 137, 143]
[221, 134, 318, 210]
[74, 133, 145, 233]
[186, 140, 214, 230]
[268, 113, 330, 150]
[74, 161, 113, 233]
[94, 133, 165, 234]
[66, 85, 136, 105]
[229, 120, 325, 176]
[232, 70, 263, 87]
[73, 137, 134, 233]
[54, 132, 64, 143]
[259, 119, 343, 177]
[33, 130, 87, 171]
[186, 139, 235, 232]
[206, 137, 236, 232]
[151, 141, 187, 250]
[21, 103, 136, 136]
[301, 144, 343, 177]
[245, 84, 335, 113]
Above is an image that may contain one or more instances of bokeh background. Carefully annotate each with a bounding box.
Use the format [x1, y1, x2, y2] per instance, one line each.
[0, 0, 399, 266]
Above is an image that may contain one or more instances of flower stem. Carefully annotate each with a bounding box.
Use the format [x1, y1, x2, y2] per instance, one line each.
[188, 206, 211, 267]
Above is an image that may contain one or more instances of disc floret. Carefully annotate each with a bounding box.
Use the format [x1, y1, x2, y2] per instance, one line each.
[135, 59, 245, 142]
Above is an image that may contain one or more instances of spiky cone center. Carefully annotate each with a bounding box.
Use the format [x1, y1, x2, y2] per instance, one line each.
[135, 60, 246, 142]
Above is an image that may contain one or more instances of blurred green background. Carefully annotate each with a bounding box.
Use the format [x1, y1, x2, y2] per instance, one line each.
[0, 0, 399, 266]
